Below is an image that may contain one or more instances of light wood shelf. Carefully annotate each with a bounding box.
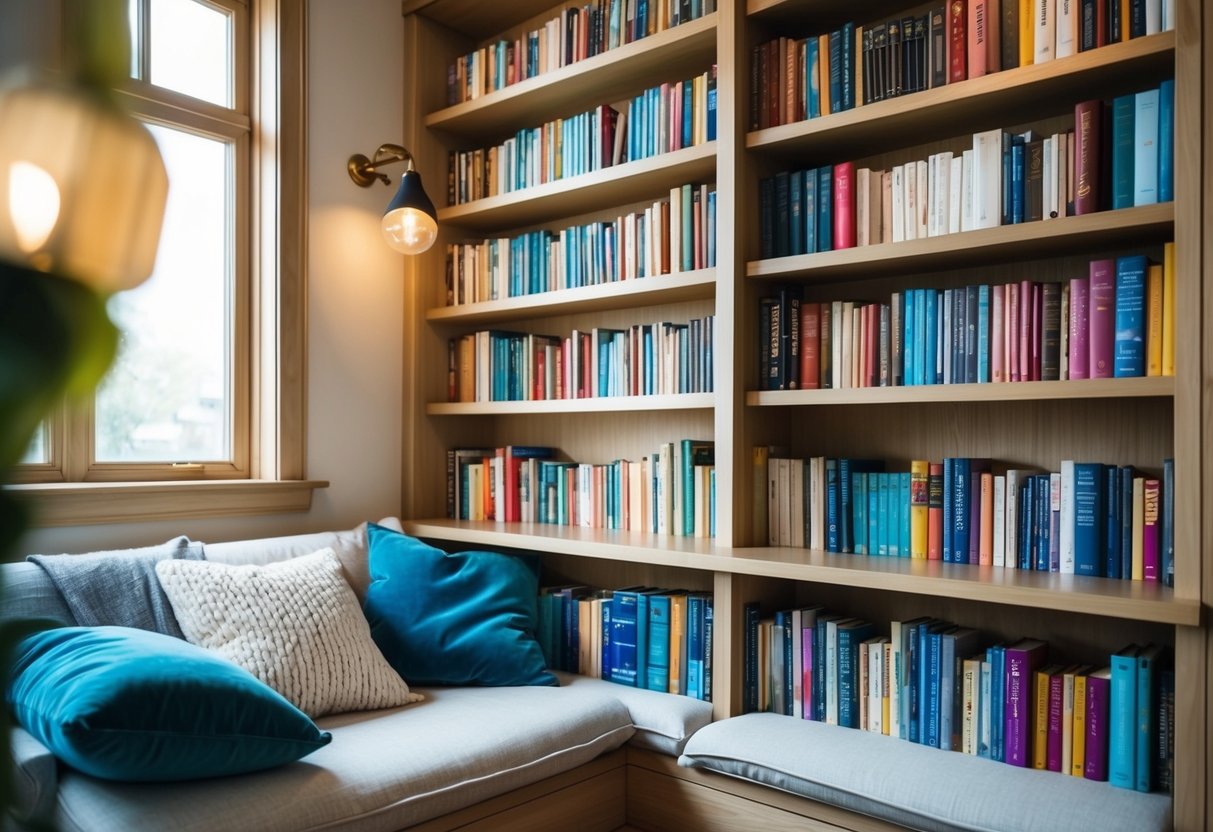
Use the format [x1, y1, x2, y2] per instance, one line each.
[402, 520, 1198, 625]
[746, 32, 1175, 162]
[745, 0, 908, 27]
[427, 393, 715, 416]
[746, 377, 1175, 407]
[747, 203, 1174, 283]
[427, 268, 716, 325]
[403, 0, 568, 40]
[426, 14, 719, 138]
[439, 143, 718, 232]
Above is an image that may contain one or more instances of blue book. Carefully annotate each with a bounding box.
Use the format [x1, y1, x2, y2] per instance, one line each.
[802, 169, 818, 254]
[1105, 464, 1123, 579]
[904, 289, 917, 386]
[919, 622, 951, 746]
[1135, 644, 1161, 792]
[773, 172, 790, 258]
[1133, 88, 1160, 206]
[964, 285, 979, 384]
[828, 30, 843, 114]
[1011, 138, 1026, 223]
[707, 189, 717, 267]
[609, 590, 640, 685]
[742, 602, 760, 712]
[988, 644, 1006, 762]
[635, 590, 654, 687]
[906, 619, 931, 743]
[1035, 473, 1052, 572]
[1162, 458, 1174, 587]
[867, 472, 880, 556]
[600, 600, 612, 682]
[852, 472, 868, 554]
[951, 458, 971, 565]
[924, 290, 939, 385]
[706, 67, 717, 142]
[813, 613, 845, 722]
[826, 458, 839, 552]
[1074, 462, 1105, 577]
[788, 170, 804, 256]
[840, 22, 855, 110]
[1114, 254, 1148, 378]
[1109, 645, 1140, 789]
[1120, 466, 1135, 580]
[942, 457, 954, 563]
[977, 285, 990, 383]
[899, 472, 912, 557]
[839, 458, 854, 553]
[1158, 79, 1174, 202]
[646, 595, 671, 692]
[817, 167, 833, 252]
[837, 620, 875, 728]
[686, 594, 705, 700]
[914, 288, 928, 385]
[1016, 474, 1032, 570]
[978, 658, 992, 758]
[940, 628, 980, 752]
[1001, 139, 1013, 224]
[683, 81, 693, 150]
[877, 473, 891, 556]
[1111, 94, 1136, 209]
[805, 38, 821, 118]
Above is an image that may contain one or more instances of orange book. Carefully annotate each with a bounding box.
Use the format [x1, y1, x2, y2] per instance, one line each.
[1146, 263, 1163, 376]
[668, 593, 687, 695]
[979, 472, 994, 564]
[1162, 242, 1175, 375]
[818, 34, 832, 115]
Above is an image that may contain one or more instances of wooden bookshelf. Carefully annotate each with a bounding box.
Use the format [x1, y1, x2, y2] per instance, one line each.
[746, 203, 1175, 282]
[746, 376, 1175, 406]
[427, 393, 715, 415]
[439, 142, 718, 231]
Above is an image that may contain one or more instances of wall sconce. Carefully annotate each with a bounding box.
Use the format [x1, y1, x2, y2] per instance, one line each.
[347, 144, 437, 255]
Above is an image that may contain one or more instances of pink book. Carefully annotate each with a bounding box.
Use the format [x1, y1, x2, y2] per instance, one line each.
[1069, 276, 1090, 380]
[1008, 283, 1020, 382]
[1047, 670, 1065, 771]
[1143, 478, 1160, 581]
[1019, 280, 1032, 382]
[802, 630, 814, 719]
[1084, 668, 1111, 780]
[833, 162, 857, 249]
[1031, 282, 1042, 381]
[992, 285, 1005, 382]
[967, 0, 988, 78]
[1089, 259, 1116, 378]
[1005, 638, 1049, 767]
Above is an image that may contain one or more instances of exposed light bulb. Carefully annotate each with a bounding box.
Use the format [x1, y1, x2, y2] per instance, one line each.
[381, 206, 437, 255]
[9, 160, 60, 254]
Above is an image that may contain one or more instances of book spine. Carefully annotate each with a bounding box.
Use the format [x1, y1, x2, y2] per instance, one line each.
[1089, 259, 1116, 378]
[1113, 254, 1148, 378]
[1085, 673, 1111, 780]
[1109, 650, 1137, 789]
[833, 162, 856, 249]
[1074, 100, 1102, 215]
[949, 0, 967, 82]
[1133, 88, 1160, 206]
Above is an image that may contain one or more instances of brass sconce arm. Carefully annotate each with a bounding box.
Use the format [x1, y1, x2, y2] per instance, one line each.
[347, 143, 416, 187]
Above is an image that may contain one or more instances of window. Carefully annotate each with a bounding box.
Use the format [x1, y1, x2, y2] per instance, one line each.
[10, 0, 314, 521]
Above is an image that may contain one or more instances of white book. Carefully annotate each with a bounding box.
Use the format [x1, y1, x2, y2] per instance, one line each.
[767, 454, 779, 545]
[825, 618, 845, 725]
[881, 170, 893, 243]
[926, 154, 939, 237]
[1146, 0, 1162, 34]
[840, 301, 854, 389]
[1042, 134, 1055, 221]
[905, 163, 918, 242]
[777, 458, 791, 545]
[961, 148, 976, 231]
[1059, 460, 1075, 574]
[791, 609, 804, 719]
[1033, 0, 1055, 64]
[868, 641, 884, 734]
[628, 459, 643, 531]
[993, 474, 1007, 567]
[1056, 0, 1076, 58]
[971, 130, 1002, 229]
[932, 152, 953, 237]
[790, 458, 805, 548]
[916, 160, 929, 238]
[888, 622, 903, 739]
[948, 155, 963, 234]
[669, 185, 682, 274]
[1062, 668, 1078, 773]
[810, 456, 825, 550]
[831, 301, 844, 390]
[856, 167, 872, 247]
[891, 165, 906, 242]
[942, 289, 953, 382]
[1162, 0, 1174, 31]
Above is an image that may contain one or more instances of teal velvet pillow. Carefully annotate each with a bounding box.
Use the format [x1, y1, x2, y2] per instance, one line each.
[7, 626, 331, 782]
[363, 524, 556, 687]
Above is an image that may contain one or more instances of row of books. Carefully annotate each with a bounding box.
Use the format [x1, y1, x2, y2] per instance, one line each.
[447, 440, 716, 536]
[446, 0, 717, 106]
[755, 452, 1175, 583]
[749, 0, 1174, 130]
[758, 248, 1176, 391]
[743, 604, 1174, 792]
[759, 89, 1173, 259]
[540, 585, 714, 701]
[444, 182, 717, 306]
[446, 68, 717, 206]
[446, 316, 715, 402]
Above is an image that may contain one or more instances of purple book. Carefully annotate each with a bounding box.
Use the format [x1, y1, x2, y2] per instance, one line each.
[1085, 668, 1112, 780]
[1069, 276, 1090, 380]
[1143, 479, 1160, 582]
[802, 629, 814, 719]
[1047, 670, 1065, 771]
[1004, 638, 1048, 766]
[1089, 260, 1116, 379]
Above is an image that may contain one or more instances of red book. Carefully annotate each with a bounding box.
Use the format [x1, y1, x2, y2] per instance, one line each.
[967, 0, 988, 78]
[1074, 100, 1102, 215]
[927, 463, 944, 559]
[1088, 259, 1116, 378]
[1095, 2, 1108, 48]
[1007, 282, 1020, 382]
[833, 162, 857, 249]
[1084, 668, 1112, 780]
[535, 346, 547, 400]
[1047, 670, 1065, 771]
[1143, 478, 1161, 581]
[800, 303, 821, 389]
[948, 0, 968, 83]
[1069, 276, 1090, 379]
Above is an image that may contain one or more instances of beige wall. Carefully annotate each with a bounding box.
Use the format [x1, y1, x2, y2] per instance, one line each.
[22, 0, 407, 554]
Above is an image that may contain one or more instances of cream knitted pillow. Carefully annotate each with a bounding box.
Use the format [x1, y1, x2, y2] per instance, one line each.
[156, 548, 422, 717]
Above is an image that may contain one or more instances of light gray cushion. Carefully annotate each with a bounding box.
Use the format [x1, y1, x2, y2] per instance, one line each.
[678, 713, 1172, 832]
[8, 726, 57, 825]
[0, 562, 74, 626]
[52, 683, 634, 832]
[554, 671, 712, 756]
[202, 517, 402, 600]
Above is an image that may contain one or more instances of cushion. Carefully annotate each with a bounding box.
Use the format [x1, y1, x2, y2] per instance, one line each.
[678, 713, 1173, 832]
[48, 684, 635, 832]
[0, 562, 74, 626]
[156, 548, 421, 717]
[553, 671, 713, 756]
[6, 626, 331, 782]
[363, 524, 555, 687]
[8, 726, 58, 824]
[26, 536, 203, 638]
[201, 517, 405, 600]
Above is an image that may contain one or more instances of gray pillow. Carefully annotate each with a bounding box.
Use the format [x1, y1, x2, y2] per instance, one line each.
[27, 536, 204, 639]
[0, 562, 75, 627]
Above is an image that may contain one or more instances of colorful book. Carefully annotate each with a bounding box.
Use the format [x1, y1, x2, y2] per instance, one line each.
[1085, 666, 1113, 780]
[1005, 638, 1048, 767]
[1108, 644, 1139, 789]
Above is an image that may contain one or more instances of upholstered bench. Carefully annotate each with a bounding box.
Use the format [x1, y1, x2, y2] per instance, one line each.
[677, 712, 1172, 832]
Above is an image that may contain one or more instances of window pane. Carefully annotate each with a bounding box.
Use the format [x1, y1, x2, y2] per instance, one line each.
[148, 0, 232, 107]
[20, 424, 47, 464]
[95, 125, 231, 463]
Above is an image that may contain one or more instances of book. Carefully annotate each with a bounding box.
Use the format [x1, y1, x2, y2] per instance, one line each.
[1004, 638, 1048, 767]
[1085, 666, 1113, 780]
[1088, 259, 1116, 378]
[1133, 87, 1160, 206]
[1073, 100, 1102, 215]
[1114, 254, 1147, 377]
[1109, 644, 1139, 789]
[1135, 643, 1162, 792]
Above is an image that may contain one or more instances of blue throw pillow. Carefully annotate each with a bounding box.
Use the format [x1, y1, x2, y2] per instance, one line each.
[7, 626, 331, 782]
[363, 524, 556, 687]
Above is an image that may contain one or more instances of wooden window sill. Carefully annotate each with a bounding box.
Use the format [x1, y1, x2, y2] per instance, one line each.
[6, 479, 329, 527]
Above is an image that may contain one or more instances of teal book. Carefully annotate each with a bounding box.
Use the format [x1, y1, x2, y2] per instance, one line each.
[600, 599, 612, 682]
[805, 38, 821, 118]
[924, 289, 939, 385]
[1135, 644, 1162, 792]
[681, 440, 715, 536]
[977, 284, 990, 383]
[686, 594, 705, 700]
[899, 472, 912, 557]
[1113, 255, 1148, 377]
[802, 168, 818, 254]
[817, 166, 833, 252]
[867, 472, 880, 557]
[887, 472, 900, 557]
[646, 595, 672, 693]
[681, 184, 694, 272]
[1158, 79, 1174, 202]
[852, 472, 869, 554]
[1133, 88, 1160, 206]
[837, 619, 876, 728]
[904, 288, 916, 386]
[609, 590, 639, 685]
[1074, 462, 1105, 576]
[1109, 644, 1140, 790]
[877, 473, 891, 556]
[1110, 94, 1136, 209]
